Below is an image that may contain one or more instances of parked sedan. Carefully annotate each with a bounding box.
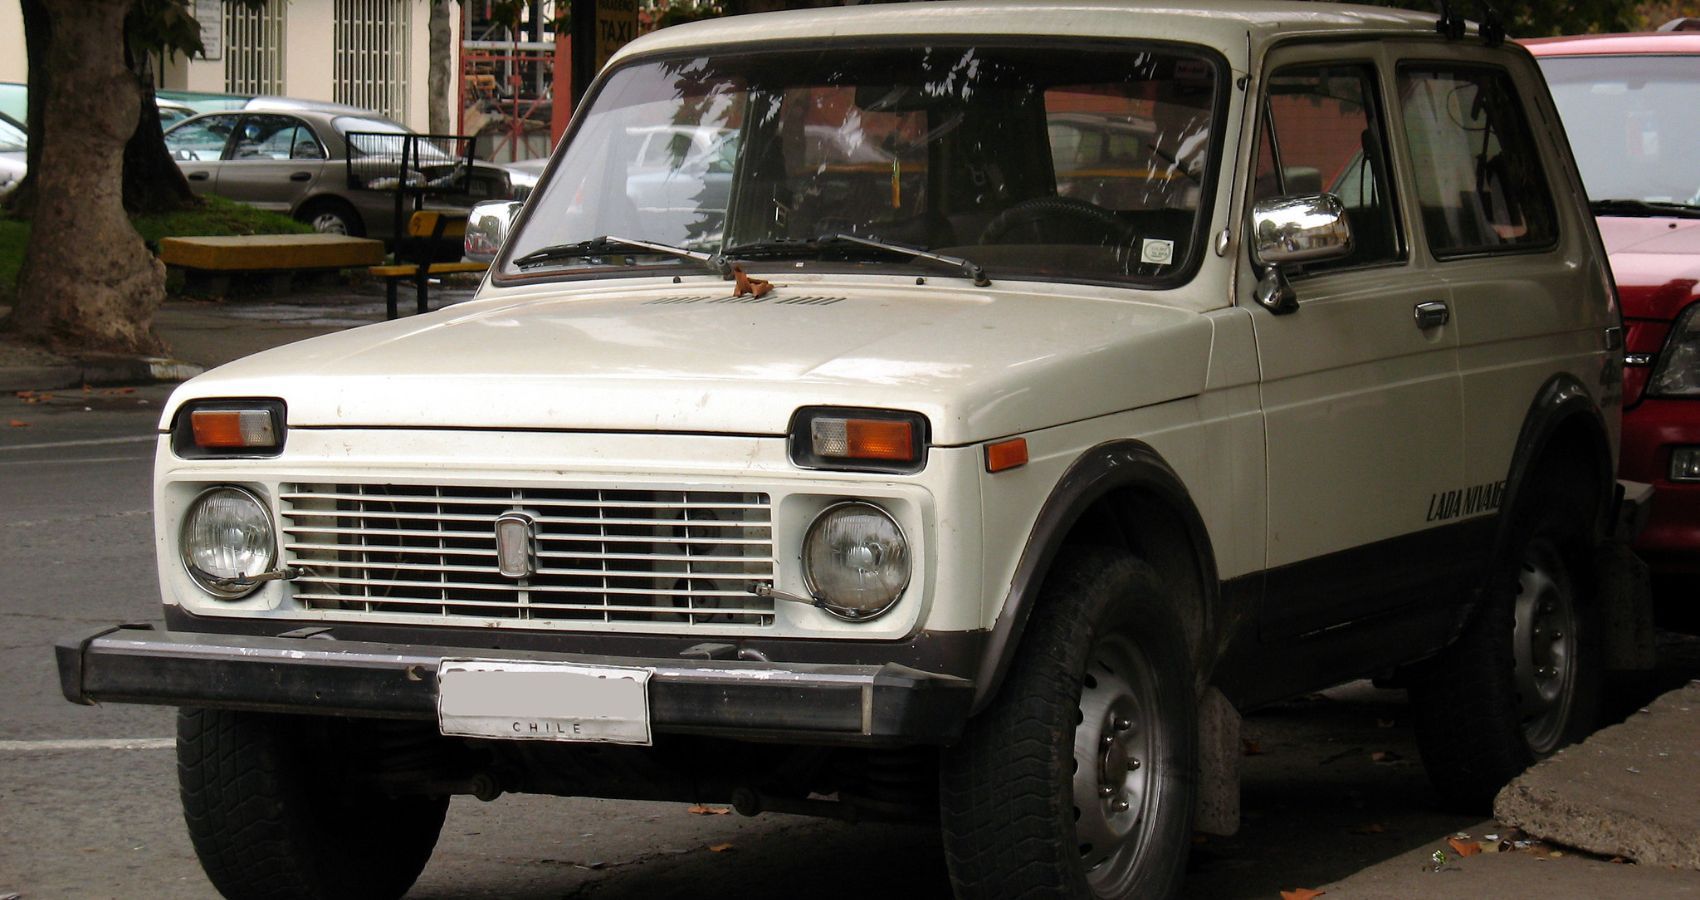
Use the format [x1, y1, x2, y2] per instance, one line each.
[0, 111, 24, 198]
[1527, 30, 1700, 594]
[163, 105, 515, 240]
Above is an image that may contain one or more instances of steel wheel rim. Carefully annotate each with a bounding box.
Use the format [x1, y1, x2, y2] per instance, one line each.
[1072, 632, 1167, 895]
[311, 212, 348, 234]
[1512, 540, 1577, 755]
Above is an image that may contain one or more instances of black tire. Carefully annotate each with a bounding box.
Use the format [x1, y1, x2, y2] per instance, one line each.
[295, 198, 365, 237]
[941, 548, 1196, 899]
[1409, 479, 1603, 812]
[177, 708, 448, 900]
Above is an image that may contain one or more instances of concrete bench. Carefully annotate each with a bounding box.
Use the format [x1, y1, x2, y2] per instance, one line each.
[368, 211, 489, 319]
[159, 234, 386, 295]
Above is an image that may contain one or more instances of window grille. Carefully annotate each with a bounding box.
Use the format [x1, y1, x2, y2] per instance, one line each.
[224, 1, 286, 95]
[334, 0, 410, 120]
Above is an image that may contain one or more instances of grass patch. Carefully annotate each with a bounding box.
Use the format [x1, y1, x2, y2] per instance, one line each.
[132, 194, 312, 245]
[0, 196, 311, 302]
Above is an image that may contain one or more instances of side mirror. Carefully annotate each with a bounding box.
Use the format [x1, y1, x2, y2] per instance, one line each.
[1248, 193, 1353, 314]
[464, 200, 523, 263]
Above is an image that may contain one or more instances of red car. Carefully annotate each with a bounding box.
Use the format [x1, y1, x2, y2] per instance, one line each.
[1527, 32, 1700, 592]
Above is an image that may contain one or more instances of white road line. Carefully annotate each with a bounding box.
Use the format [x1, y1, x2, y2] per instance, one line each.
[0, 455, 153, 467]
[0, 738, 174, 752]
[0, 435, 158, 452]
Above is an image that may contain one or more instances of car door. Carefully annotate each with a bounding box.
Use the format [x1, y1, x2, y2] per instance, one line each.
[164, 114, 239, 196]
[1247, 44, 1469, 640]
[1391, 54, 1620, 508]
[219, 114, 327, 213]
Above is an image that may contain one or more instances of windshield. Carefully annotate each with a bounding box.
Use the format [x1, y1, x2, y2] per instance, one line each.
[503, 42, 1220, 285]
[1539, 55, 1700, 207]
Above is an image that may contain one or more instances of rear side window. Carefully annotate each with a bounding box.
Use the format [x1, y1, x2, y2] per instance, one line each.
[1397, 64, 1558, 256]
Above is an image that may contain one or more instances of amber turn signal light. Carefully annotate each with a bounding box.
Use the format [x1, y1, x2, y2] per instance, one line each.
[191, 409, 278, 448]
[985, 438, 1029, 472]
[790, 407, 929, 474]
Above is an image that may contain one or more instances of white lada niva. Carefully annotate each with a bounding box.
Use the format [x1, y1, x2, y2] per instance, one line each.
[60, 2, 1656, 897]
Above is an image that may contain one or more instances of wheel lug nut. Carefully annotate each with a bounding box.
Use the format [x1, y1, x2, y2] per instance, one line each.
[1111, 799, 1129, 812]
[1127, 758, 1141, 772]
[1102, 734, 1115, 747]
[1115, 718, 1131, 731]
[1551, 631, 1563, 640]
[1099, 785, 1115, 797]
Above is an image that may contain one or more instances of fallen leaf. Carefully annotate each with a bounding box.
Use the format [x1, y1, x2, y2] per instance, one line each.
[1242, 738, 1264, 756]
[13, 390, 33, 399]
[708, 843, 736, 853]
[8, 419, 29, 427]
[1370, 750, 1402, 763]
[687, 804, 731, 816]
[1448, 837, 1483, 858]
[1550, 850, 1565, 859]
[1610, 857, 1627, 864]
[1349, 823, 1387, 835]
[1280, 889, 1325, 900]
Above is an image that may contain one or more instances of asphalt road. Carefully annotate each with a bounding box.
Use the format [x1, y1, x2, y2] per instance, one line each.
[2, 382, 1695, 899]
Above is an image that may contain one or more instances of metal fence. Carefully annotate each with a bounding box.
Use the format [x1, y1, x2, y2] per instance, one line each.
[344, 132, 482, 243]
[224, 1, 287, 95]
[333, 0, 409, 121]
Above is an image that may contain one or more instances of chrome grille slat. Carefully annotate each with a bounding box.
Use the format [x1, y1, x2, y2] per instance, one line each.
[281, 482, 775, 628]
[279, 491, 767, 511]
[285, 509, 771, 529]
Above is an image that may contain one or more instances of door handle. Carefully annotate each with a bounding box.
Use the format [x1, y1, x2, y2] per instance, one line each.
[289, 171, 312, 182]
[187, 171, 210, 182]
[1414, 300, 1449, 329]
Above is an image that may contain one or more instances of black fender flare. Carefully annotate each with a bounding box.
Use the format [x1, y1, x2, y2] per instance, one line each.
[970, 440, 1219, 712]
[1491, 372, 1616, 566]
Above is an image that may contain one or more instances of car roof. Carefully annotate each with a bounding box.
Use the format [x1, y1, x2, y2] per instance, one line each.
[1524, 32, 1700, 56]
[244, 96, 379, 116]
[613, 0, 1451, 67]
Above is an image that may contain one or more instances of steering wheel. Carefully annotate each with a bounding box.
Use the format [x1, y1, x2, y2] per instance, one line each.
[979, 196, 1133, 247]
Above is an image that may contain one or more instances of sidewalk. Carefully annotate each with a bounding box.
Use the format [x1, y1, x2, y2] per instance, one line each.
[0, 277, 476, 391]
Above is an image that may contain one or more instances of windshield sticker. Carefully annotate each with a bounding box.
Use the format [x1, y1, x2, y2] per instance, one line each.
[1140, 239, 1175, 266]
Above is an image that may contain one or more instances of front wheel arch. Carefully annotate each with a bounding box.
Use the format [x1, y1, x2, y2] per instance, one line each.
[973, 440, 1220, 713]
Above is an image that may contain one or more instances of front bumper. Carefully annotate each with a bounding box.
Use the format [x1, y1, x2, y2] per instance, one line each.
[56, 624, 974, 745]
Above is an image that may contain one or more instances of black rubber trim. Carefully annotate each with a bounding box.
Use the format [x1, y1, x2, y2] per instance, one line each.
[972, 440, 1218, 711]
[56, 626, 974, 745]
[1493, 373, 1615, 563]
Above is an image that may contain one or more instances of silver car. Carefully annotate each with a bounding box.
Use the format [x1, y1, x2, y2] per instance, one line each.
[163, 105, 515, 240]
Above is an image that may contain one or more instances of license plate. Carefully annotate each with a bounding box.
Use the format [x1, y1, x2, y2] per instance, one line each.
[437, 659, 653, 745]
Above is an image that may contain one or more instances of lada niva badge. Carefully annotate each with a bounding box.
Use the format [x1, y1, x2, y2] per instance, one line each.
[494, 512, 538, 579]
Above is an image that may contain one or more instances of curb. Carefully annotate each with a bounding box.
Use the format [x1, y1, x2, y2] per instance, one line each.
[0, 356, 204, 393]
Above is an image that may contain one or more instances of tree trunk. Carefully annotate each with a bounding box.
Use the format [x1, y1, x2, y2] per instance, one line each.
[428, 1, 453, 135]
[122, 40, 197, 214]
[6, 0, 166, 355]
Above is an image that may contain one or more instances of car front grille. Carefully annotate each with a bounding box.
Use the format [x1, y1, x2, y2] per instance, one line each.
[279, 483, 776, 627]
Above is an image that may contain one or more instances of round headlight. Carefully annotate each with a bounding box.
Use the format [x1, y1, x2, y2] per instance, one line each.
[180, 486, 276, 599]
[802, 502, 911, 621]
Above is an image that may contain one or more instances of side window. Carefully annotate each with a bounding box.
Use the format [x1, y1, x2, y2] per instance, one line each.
[165, 115, 236, 162]
[290, 125, 326, 160]
[231, 115, 304, 161]
[1397, 65, 1558, 256]
[1253, 64, 1402, 270]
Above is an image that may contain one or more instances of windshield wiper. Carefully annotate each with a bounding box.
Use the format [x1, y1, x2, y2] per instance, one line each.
[513, 235, 732, 275]
[721, 233, 990, 286]
[1589, 199, 1700, 220]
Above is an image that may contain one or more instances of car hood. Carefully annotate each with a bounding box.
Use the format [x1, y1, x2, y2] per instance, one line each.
[163, 279, 1213, 446]
[1597, 215, 1700, 321]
